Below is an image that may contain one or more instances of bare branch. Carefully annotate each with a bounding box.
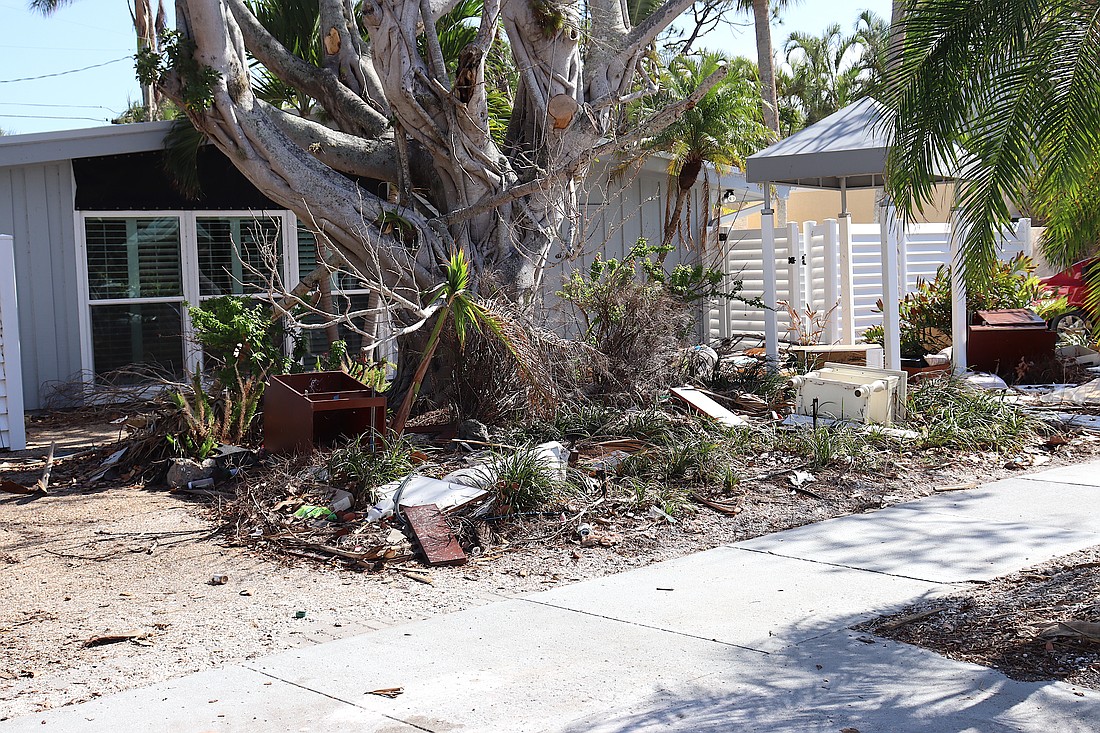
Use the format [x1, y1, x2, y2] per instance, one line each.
[226, 0, 390, 137]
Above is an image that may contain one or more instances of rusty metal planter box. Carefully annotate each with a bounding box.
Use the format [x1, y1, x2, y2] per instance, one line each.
[264, 372, 386, 454]
[967, 309, 1056, 376]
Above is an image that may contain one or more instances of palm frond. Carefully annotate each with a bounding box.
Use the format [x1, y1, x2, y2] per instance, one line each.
[885, 0, 1100, 285]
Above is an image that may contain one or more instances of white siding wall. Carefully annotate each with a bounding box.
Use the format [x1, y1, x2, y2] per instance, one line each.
[538, 161, 717, 341]
[0, 163, 82, 411]
[0, 234, 27, 450]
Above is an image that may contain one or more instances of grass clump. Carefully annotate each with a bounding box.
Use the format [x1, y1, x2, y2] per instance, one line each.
[907, 375, 1036, 451]
[485, 442, 573, 513]
[326, 432, 415, 504]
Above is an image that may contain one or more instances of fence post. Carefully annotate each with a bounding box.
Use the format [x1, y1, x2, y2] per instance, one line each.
[1017, 218, 1033, 259]
[0, 234, 26, 452]
[801, 221, 815, 336]
[838, 213, 856, 343]
[824, 219, 840, 344]
[950, 217, 969, 373]
[787, 222, 801, 341]
[762, 210, 779, 364]
[898, 226, 910, 295]
[879, 199, 902, 371]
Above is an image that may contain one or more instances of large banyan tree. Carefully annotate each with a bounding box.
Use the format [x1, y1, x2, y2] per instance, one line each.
[140, 0, 726, 350]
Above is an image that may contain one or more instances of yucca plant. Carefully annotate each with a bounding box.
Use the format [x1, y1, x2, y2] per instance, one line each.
[390, 249, 512, 437]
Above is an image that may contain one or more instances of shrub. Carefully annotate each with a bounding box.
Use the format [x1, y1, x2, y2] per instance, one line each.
[558, 239, 750, 393]
[906, 374, 1036, 451]
[863, 256, 1066, 357]
[326, 432, 414, 504]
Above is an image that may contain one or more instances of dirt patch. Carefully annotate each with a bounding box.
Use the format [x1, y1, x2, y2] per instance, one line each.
[859, 545, 1100, 690]
[3, 413, 1100, 720]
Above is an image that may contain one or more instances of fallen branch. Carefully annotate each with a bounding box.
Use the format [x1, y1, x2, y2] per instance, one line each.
[35, 442, 56, 494]
[879, 607, 945, 631]
[691, 494, 743, 516]
[749, 462, 810, 482]
[83, 630, 149, 647]
[1036, 621, 1100, 643]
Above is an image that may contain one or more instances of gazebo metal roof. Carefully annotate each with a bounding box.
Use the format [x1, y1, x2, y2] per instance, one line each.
[745, 97, 894, 190]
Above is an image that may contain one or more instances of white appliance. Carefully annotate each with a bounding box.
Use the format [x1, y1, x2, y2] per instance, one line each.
[790, 362, 908, 425]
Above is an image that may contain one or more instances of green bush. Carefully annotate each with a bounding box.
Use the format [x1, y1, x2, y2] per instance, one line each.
[188, 296, 299, 386]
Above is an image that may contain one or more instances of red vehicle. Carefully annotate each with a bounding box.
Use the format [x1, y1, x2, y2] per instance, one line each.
[1040, 258, 1099, 337]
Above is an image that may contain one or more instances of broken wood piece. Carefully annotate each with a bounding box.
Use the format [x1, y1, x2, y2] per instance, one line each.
[35, 442, 56, 494]
[691, 494, 743, 515]
[83, 630, 148, 648]
[397, 569, 434, 585]
[1036, 621, 1100, 643]
[403, 504, 467, 566]
[879, 607, 945, 631]
[670, 386, 748, 428]
[934, 482, 979, 492]
[366, 687, 404, 698]
[0, 480, 36, 495]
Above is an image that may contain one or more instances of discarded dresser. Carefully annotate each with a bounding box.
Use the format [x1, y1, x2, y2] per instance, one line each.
[264, 371, 386, 454]
[790, 363, 908, 425]
[967, 309, 1057, 376]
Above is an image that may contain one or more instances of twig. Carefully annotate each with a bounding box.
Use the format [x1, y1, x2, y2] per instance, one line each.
[879, 607, 945, 631]
[35, 442, 56, 494]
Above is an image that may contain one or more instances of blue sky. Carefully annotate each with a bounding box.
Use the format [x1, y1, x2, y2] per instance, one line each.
[0, 0, 891, 136]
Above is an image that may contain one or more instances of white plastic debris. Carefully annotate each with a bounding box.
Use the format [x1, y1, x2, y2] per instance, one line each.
[1038, 379, 1100, 406]
[963, 372, 1009, 391]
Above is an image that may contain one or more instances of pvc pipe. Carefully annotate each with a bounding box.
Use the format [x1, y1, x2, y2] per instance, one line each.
[762, 193, 779, 366]
[950, 214, 969, 373]
[824, 219, 840, 344]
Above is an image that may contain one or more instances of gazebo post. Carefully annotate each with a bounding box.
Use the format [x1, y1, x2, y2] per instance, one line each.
[950, 212, 969, 373]
[824, 218, 841, 344]
[879, 196, 903, 370]
[838, 177, 856, 344]
[761, 183, 779, 365]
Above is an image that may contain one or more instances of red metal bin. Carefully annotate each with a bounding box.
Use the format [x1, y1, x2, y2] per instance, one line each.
[264, 372, 386, 454]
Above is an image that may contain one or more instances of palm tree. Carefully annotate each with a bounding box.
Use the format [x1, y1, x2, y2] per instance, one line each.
[782, 24, 863, 125]
[853, 10, 891, 96]
[884, 0, 1100, 284]
[389, 249, 511, 437]
[736, 0, 800, 137]
[648, 52, 772, 253]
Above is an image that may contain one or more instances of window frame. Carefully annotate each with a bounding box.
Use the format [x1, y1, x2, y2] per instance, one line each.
[76, 209, 299, 384]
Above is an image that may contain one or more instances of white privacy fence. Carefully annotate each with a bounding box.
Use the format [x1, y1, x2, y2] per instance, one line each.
[0, 234, 26, 451]
[709, 218, 1033, 347]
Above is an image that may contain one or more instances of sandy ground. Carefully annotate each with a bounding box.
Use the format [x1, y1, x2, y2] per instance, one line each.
[3, 413, 1100, 720]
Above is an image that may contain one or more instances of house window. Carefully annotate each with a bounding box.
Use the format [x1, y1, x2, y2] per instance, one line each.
[295, 226, 382, 361]
[84, 216, 186, 380]
[80, 212, 294, 382]
[197, 216, 284, 297]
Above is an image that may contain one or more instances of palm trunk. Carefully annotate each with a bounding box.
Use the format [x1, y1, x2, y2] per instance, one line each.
[390, 301, 452, 437]
[752, 0, 780, 135]
[887, 0, 908, 82]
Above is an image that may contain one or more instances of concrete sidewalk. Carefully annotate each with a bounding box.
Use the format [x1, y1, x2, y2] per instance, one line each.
[6, 462, 1100, 732]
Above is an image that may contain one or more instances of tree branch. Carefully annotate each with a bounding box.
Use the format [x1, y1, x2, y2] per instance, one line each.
[446, 63, 730, 225]
[263, 103, 400, 181]
[226, 0, 390, 137]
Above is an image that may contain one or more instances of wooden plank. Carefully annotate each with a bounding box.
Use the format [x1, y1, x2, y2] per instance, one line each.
[670, 386, 747, 428]
[403, 504, 467, 567]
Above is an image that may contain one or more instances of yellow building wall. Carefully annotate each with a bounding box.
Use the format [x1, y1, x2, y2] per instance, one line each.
[736, 183, 956, 227]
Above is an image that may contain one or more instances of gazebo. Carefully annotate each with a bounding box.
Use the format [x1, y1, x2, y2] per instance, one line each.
[744, 97, 963, 371]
